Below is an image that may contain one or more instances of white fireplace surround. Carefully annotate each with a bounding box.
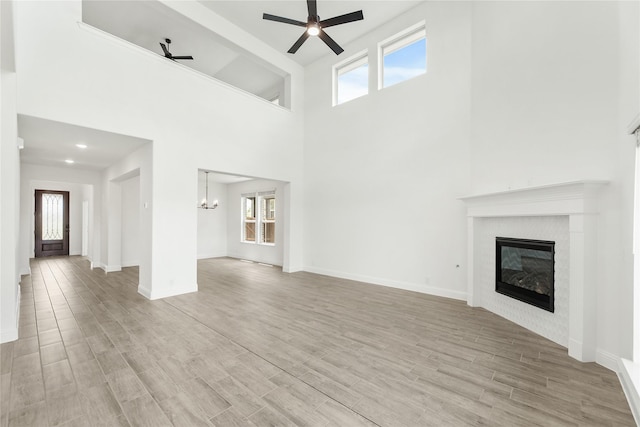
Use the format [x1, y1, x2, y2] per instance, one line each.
[460, 180, 608, 362]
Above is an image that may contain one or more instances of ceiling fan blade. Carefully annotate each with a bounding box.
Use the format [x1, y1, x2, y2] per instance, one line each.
[318, 30, 344, 55]
[160, 42, 170, 57]
[263, 13, 306, 27]
[320, 10, 364, 29]
[288, 31, 310, 54]
[171, 56, 193, 60]
[307, 0, 317, 18]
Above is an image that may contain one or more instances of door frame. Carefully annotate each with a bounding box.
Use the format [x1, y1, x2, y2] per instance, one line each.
[35, 189, 70, 257]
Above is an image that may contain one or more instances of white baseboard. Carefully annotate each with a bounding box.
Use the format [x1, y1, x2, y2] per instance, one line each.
[1, 290, 20, 343]
[138, 284, 152, 299]
[121, 261, 139, 268]
[138, 283, 198, 300]
[283, 264, 303, 273]
[596, 348, 620, 372]
[19, 265, 31, 276]
[93, 262, 122, 273]
[0, 327, 18, 343]
[619, 358, 640, 426]
[227, 253, 282, 267]
[98, 264, 122, 273]
[197, 252, 227, 260]
[303, 266, 467, 301]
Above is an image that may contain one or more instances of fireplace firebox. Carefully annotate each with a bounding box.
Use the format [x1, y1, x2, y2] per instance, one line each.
[495, 237, 555, 312]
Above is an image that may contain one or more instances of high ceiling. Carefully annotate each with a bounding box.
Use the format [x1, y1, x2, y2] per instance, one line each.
[19, 115, 150, 171]
[83, 0, 287, 100]
[18, 1, 423, 172]
[200, 1, 422, 66]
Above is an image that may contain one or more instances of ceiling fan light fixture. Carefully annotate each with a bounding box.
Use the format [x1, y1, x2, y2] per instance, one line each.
[263, 0, 363, 55]
[307, 24, 320, 36]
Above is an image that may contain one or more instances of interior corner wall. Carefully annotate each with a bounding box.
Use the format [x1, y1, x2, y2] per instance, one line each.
[197, 177, 227, 259]
[469, 1, 635, 362]
[303, 1, 472, 300]
[1, 0, 20, 343]
[120, 174, 140, 267]
[617, 0, 640, 361]
[0, 72, 20, 343]
[102, 144, 150, 293]
[226, 179, 286, 266]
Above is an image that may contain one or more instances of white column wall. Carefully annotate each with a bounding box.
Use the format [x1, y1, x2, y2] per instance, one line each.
[1, 0, 21, 343]
[121, 175, 140, 267]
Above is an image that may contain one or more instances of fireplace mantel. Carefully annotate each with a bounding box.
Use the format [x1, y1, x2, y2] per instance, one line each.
[460, 180, 608, 362]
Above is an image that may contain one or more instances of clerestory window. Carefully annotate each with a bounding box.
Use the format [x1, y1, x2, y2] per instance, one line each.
[379, 22, 426, 89]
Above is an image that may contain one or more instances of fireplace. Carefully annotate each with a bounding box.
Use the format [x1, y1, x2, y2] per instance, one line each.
[495, 237, 555, 312]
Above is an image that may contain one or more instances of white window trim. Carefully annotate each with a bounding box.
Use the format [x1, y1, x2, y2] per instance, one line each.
[378, 21, 426, 90]
[241, 190, 276, 245]
[332, 49, 369, 107]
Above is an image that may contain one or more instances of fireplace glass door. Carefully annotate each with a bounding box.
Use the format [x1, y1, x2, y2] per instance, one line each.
[496, 237, 555, 312]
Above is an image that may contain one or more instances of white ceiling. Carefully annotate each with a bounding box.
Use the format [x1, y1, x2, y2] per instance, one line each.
[200, 1, 422, 66]
[19, 115, 150, 171]
[82, 0, 286, 99]
[18, 1, 422, 172]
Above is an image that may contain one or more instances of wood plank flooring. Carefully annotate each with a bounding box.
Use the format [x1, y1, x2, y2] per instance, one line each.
[0, 256, 635, 426]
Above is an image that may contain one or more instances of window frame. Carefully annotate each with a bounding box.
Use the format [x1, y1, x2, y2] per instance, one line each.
[241, 191, 276, 246]
[378, 21, 427, 90]
[332, 49, 369, 106]
[242, 196, 256, 243]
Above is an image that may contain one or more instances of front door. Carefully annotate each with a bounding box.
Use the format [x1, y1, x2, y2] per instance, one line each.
[35, 190, 70, 257]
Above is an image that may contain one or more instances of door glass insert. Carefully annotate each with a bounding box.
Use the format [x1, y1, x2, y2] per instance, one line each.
[42, 193, 64, 240]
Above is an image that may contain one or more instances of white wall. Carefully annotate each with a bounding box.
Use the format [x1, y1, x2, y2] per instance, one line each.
[227, 179, 286, 266]
[101, 145, 150, 296]
[303, 0, 638, 364]
[0, 0, 21, 343]
[197, 175, 227, 259]
[469, 1, 637, 362]
[120, 174, 140, 267]
[19, 163, 101, 274]
[618, 1, 640, 363]
[303, 1, 471, 299]
[14, 0, 305, 300]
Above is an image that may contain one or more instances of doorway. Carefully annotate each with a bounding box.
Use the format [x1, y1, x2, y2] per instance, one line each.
[35, 189, 70, 257]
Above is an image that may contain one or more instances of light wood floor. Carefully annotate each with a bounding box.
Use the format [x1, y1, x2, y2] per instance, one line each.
[0, 256, 635, 426]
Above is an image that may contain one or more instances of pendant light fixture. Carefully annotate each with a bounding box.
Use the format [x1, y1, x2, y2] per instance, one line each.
[199, 171, 219, 209]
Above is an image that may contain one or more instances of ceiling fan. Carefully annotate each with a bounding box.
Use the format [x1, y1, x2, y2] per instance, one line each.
[263, 0, 364, 55]
[159, 38, 193, 61]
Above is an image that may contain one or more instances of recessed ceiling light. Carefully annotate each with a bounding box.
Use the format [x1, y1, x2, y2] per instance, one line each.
[75, 144, 87, 149]
[65, 159, 74, 164]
